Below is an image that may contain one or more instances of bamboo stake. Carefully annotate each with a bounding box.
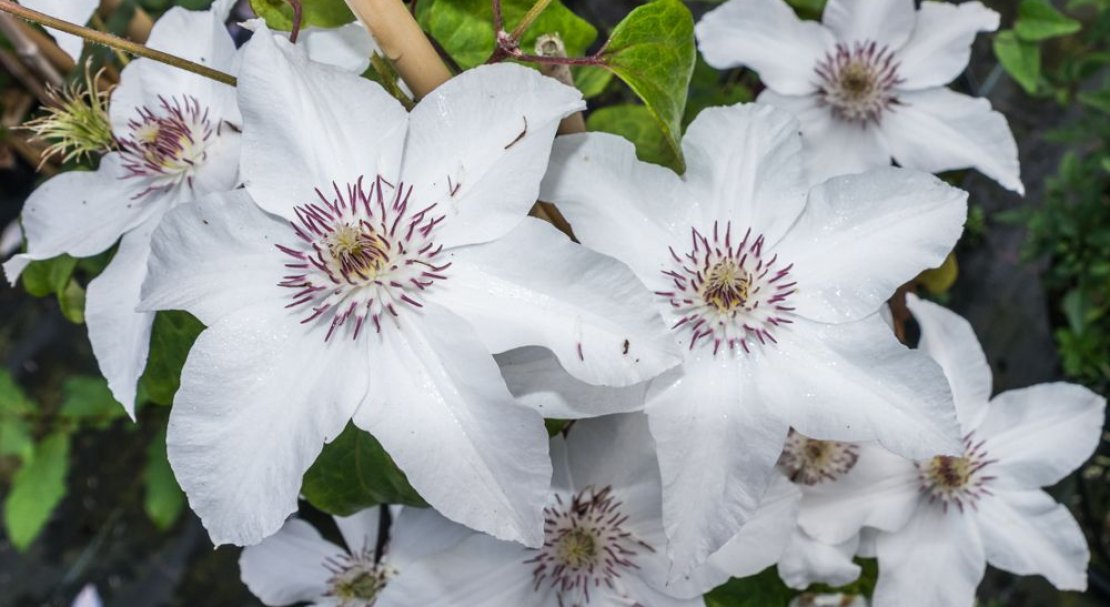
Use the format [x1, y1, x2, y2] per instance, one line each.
[345, 0, 451, 99]
[14, 18, 73, 72]
[0, 13, 63, 88]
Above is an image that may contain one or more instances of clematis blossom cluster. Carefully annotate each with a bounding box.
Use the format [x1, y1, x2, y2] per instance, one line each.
[4, 1, 1104, 605]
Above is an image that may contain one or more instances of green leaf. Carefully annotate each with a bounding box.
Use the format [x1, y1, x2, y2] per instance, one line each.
[302, 423, 426, 515]
[417, 0, 597, 70]
[993, 30, 1041, 94]
[3, 432, 70, 550]
[685, 56, 753, 126]
[917, 252, 959, 295]
[785, 0, 827, 20]
[249, 0, 355, 30]
[704, 567, 795, 607]
[139, 311, 205, 406]
[20, 255, 77, 298]
[59, 376, 125, 428]
[587, 104, 679, 168]
[1078, 88, 1110, 114]
[0, 371, 35, 460]
[56, 278, 85, 324]
[143, 426, 184, 530]
[1015, 0, 1081, 41]
[573, 66, 613, 99]
[598, 0, 696, 173]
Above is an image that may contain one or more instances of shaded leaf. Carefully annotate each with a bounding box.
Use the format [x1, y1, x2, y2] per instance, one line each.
[1015, 0, 1081, 41]
[3, 432, 70, 551]
[57, 278, 85, 324]
[143, 426, 184, 530]
[249, 0, 355, 31]
[598, 0, 696, 173]
[20, 255, 77, 298]
[917, 252, 959, 295]
[587, 104, 679, 168]
[302, 423, 426, 515]
[416, 0, 597, 70]
[0, 371, 34, 460]
[59, 376, 124, 428]
[139, 311, 205, 406]
[704, 567, 795, 607]
[993, 30, 1041, 94]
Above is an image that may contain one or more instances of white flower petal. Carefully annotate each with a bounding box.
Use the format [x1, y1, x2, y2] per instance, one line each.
[905, 294, 992, 429]
[873, 504, 985, 607]
[85, 220, 158, 418]
[239, 519, 339, 606]
[561, 413, 660, 510]
[334, 507, 382, 557]
[401, 64, 584, 248]
[387, 507, 474, 567]
[11, 155, 159, 267]
[70, 584, 101, 607]
[823, 0, 917, 50]
[301, 22, 378, 74]
[646, 356, 791, 576]
[896, 1, 999, 90]
[618, 575, 705, 607]
[109, 4, 239, 134]
[140, 190, 285, 326]
[695, 0, 835, 95]
[168, 305, 369, 546]
[979, 383, 1105, 490]
[670, 475, 802, 598]
[434, 217, 680, 387]
[374, 533, 534, 607]
[20, 0, 97, 61]
[682, 104, 809, 247]
[799, 443, 920, 544]
[540, 132, 686, 283]
[773, 316, 961, 459]
[780, 167, 967, 324]
[979, 489, 1089, 590]
[882, 88, 1023, 194]
[238, 27, 408, 219]
[776, 528, 861, 590]
[756, 90, 891, 185]
[496, 347, 649, 419]
[354, 304, 551, 547]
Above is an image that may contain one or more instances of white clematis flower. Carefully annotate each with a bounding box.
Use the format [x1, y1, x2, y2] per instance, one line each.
[19, 0, 99, 61]
[70, 584, 102, 607]
[800, 295, 1106, 607]
[139, 29, 681, 549]
[696, 0, 1022, 192]
[541, 102, 967, 575]
[376, 413, 800, 607]
[3, 0, 242, 417]
[240, 506, 468, 607]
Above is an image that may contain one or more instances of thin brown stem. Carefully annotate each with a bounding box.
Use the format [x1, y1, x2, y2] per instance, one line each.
[286, 0, 303, 44]
[491, 0, 503, 34]
[0, 0, 236, 86]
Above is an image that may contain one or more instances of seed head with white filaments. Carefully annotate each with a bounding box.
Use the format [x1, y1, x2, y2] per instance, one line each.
[657, 221, 797, 356]
[778, 429, 860, 486]
[116, 95, 222, 197]
[277, 176, 450, 341]
[917, 432, 997, 514]
[526, 486, 654, 606]
[814, 41, 904, 125]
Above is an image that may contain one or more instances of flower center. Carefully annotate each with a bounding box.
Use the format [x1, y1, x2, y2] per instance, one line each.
[778, 429, 860, 486]
[814, 42, 903, 124]
[526, 486, 653, 604]
[917, 433, 996, 513]
[325, 551, 392, 607]
[277, 176, 449, 341]
[658, 222, 797, 355]
[118, 95, 218, 195]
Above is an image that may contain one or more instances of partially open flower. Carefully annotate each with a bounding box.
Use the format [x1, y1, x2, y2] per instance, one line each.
[22, 61, 115, 166]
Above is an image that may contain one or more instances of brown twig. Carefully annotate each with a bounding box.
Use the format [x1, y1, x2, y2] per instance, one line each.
[14, 19, 74, 73]
[0, 0, 236, 86]
[0, 13, 63, 88]
[0, 47, 53, 106]
[286, 0, 303, 44]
